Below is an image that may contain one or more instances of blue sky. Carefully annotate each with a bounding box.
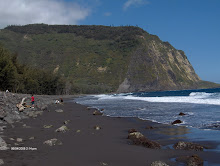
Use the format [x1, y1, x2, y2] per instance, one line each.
[0, 0, 219, 83]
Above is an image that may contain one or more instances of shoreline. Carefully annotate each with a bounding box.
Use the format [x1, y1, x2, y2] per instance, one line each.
[0, 95, 220, 165]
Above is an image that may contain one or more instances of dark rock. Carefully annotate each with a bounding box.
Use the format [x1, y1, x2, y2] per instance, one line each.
[0, 159, 4, 165]
[151, 161, 169, 166]
[43, 125, 53, 128]
[16, 138, 23, 142]
[187, 155, 203, 166]
[29, 137, 35, 140]
[128, 128, 137, 133]
[145, 125, 155, 129]
[0, 110, 7, 119]
[179, 112, 186, 116]
[40, 105, 48, 111]
[4, 116, 14, 124]
[64, 120, 70, 124]
[173, 141, 204, 151]
[172, 120, 182, 125]
[176, 155, 204, 166]
[94, 125, 101, 130]
[25, 110, 43, 118]
[93, 110, 103, 115]
[55, 109, 63, 113]
[0, 137, 8, 150]
[43, 138, 62, 146]
[55, 125, 68, 132]
[128, 132, 161, 149]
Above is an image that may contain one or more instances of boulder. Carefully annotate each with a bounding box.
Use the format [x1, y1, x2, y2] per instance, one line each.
[0, 110, 7, 119]
[43, 125, 53, 129]
[16, 138, 23, 142]
[0, 126, 6, 131]
[176, 154, 204, 166]
[0, 159, 4, 165]
[55, 125, 68, 133]
[64, 120, 70, 124]
[26, 111, 43, 118]
[29, 137, 35, 140]
[94, 125, 101, 130]
[145, 125, 155, 130]
[93, 110, 103, 115]
[173, 141, 204, 151]
[43, 138, 62, 146]
[187, 155, 204, 166]
[55, 109, 63, 113]
[4, 116, 14, 124]
[151, 161, 169, 166]
[128, 128, 137, 133]
[0, 137, 8, 150]
[179, 112, 186, 116]
[23, 124, 31, 128]
[100, 162, 108, 166]
[128, 132, 161, 149]
[128, 132, 144, 139]
[172, 120, 182, 125]
[40, 105, 48, 111]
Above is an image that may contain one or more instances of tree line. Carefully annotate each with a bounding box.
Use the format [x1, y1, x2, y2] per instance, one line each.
[0, 44, 66, 95]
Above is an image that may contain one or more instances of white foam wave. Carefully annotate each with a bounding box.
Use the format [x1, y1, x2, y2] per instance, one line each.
[93, 92, 220, 105]
[189, 92, 211, 98]
[123, 94, 220, 106]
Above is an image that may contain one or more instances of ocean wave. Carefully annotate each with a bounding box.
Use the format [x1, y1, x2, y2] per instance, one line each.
[122, 94, 220, 106]
[189, 92, 212, 98]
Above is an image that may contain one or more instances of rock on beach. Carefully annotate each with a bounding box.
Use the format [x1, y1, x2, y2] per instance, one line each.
[173, 141, 204, 151]
[128, 131, 161, 149]
[151, 161, 169, 166]
[43, 138, 62, 146]
[0, 137, 8, 150]
[55, 125, 68, 133]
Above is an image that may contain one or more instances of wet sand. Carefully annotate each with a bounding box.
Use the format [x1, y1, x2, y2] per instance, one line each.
[1, 99, 219, 166]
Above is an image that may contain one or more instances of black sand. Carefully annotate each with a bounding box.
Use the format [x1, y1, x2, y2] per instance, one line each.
[1, 99, 219, 166]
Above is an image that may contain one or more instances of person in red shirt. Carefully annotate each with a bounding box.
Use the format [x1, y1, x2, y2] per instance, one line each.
[31, 94, 35, 108]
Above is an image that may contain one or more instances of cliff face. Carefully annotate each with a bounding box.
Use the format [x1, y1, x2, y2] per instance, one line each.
[117, 39, 200, 93]
[0, 24, 217, 93]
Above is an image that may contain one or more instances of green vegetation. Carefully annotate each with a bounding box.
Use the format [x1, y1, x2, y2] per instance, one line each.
[0, 44, 65, 94]
[0, 24, 147, 93]
[0, 24, 219, 94]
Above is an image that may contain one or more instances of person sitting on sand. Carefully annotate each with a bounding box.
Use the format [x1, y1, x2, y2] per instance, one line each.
[31, 94, 35, 108]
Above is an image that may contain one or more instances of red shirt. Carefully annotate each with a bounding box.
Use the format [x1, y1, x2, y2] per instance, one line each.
[31, 96, 34, 102]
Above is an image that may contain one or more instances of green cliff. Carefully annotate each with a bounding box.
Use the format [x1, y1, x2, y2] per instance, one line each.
[0, 24, 218, 93]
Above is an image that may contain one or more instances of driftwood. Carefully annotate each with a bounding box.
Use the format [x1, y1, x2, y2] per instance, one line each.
[16, 97, 26, 112]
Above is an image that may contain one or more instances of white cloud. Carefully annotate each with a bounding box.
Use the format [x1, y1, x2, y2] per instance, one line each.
[123, 0, 149, 11]
[0, 0, 91, 28]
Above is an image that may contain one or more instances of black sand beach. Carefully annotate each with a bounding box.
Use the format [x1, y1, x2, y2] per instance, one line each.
[0, 97, 220, 166]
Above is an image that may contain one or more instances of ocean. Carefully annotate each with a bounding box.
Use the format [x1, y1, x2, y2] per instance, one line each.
[75, 88, 220, 148]
[75, 88, 220, 131]
[74, 88, 220, 166]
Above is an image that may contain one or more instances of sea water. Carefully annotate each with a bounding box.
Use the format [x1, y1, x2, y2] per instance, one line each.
[75, 88, 220, 131]
[74, 88, 220, 166]
[75, 88, 220, 152]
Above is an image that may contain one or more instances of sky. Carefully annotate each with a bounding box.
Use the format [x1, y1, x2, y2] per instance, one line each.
[0, 0, 219, 83]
